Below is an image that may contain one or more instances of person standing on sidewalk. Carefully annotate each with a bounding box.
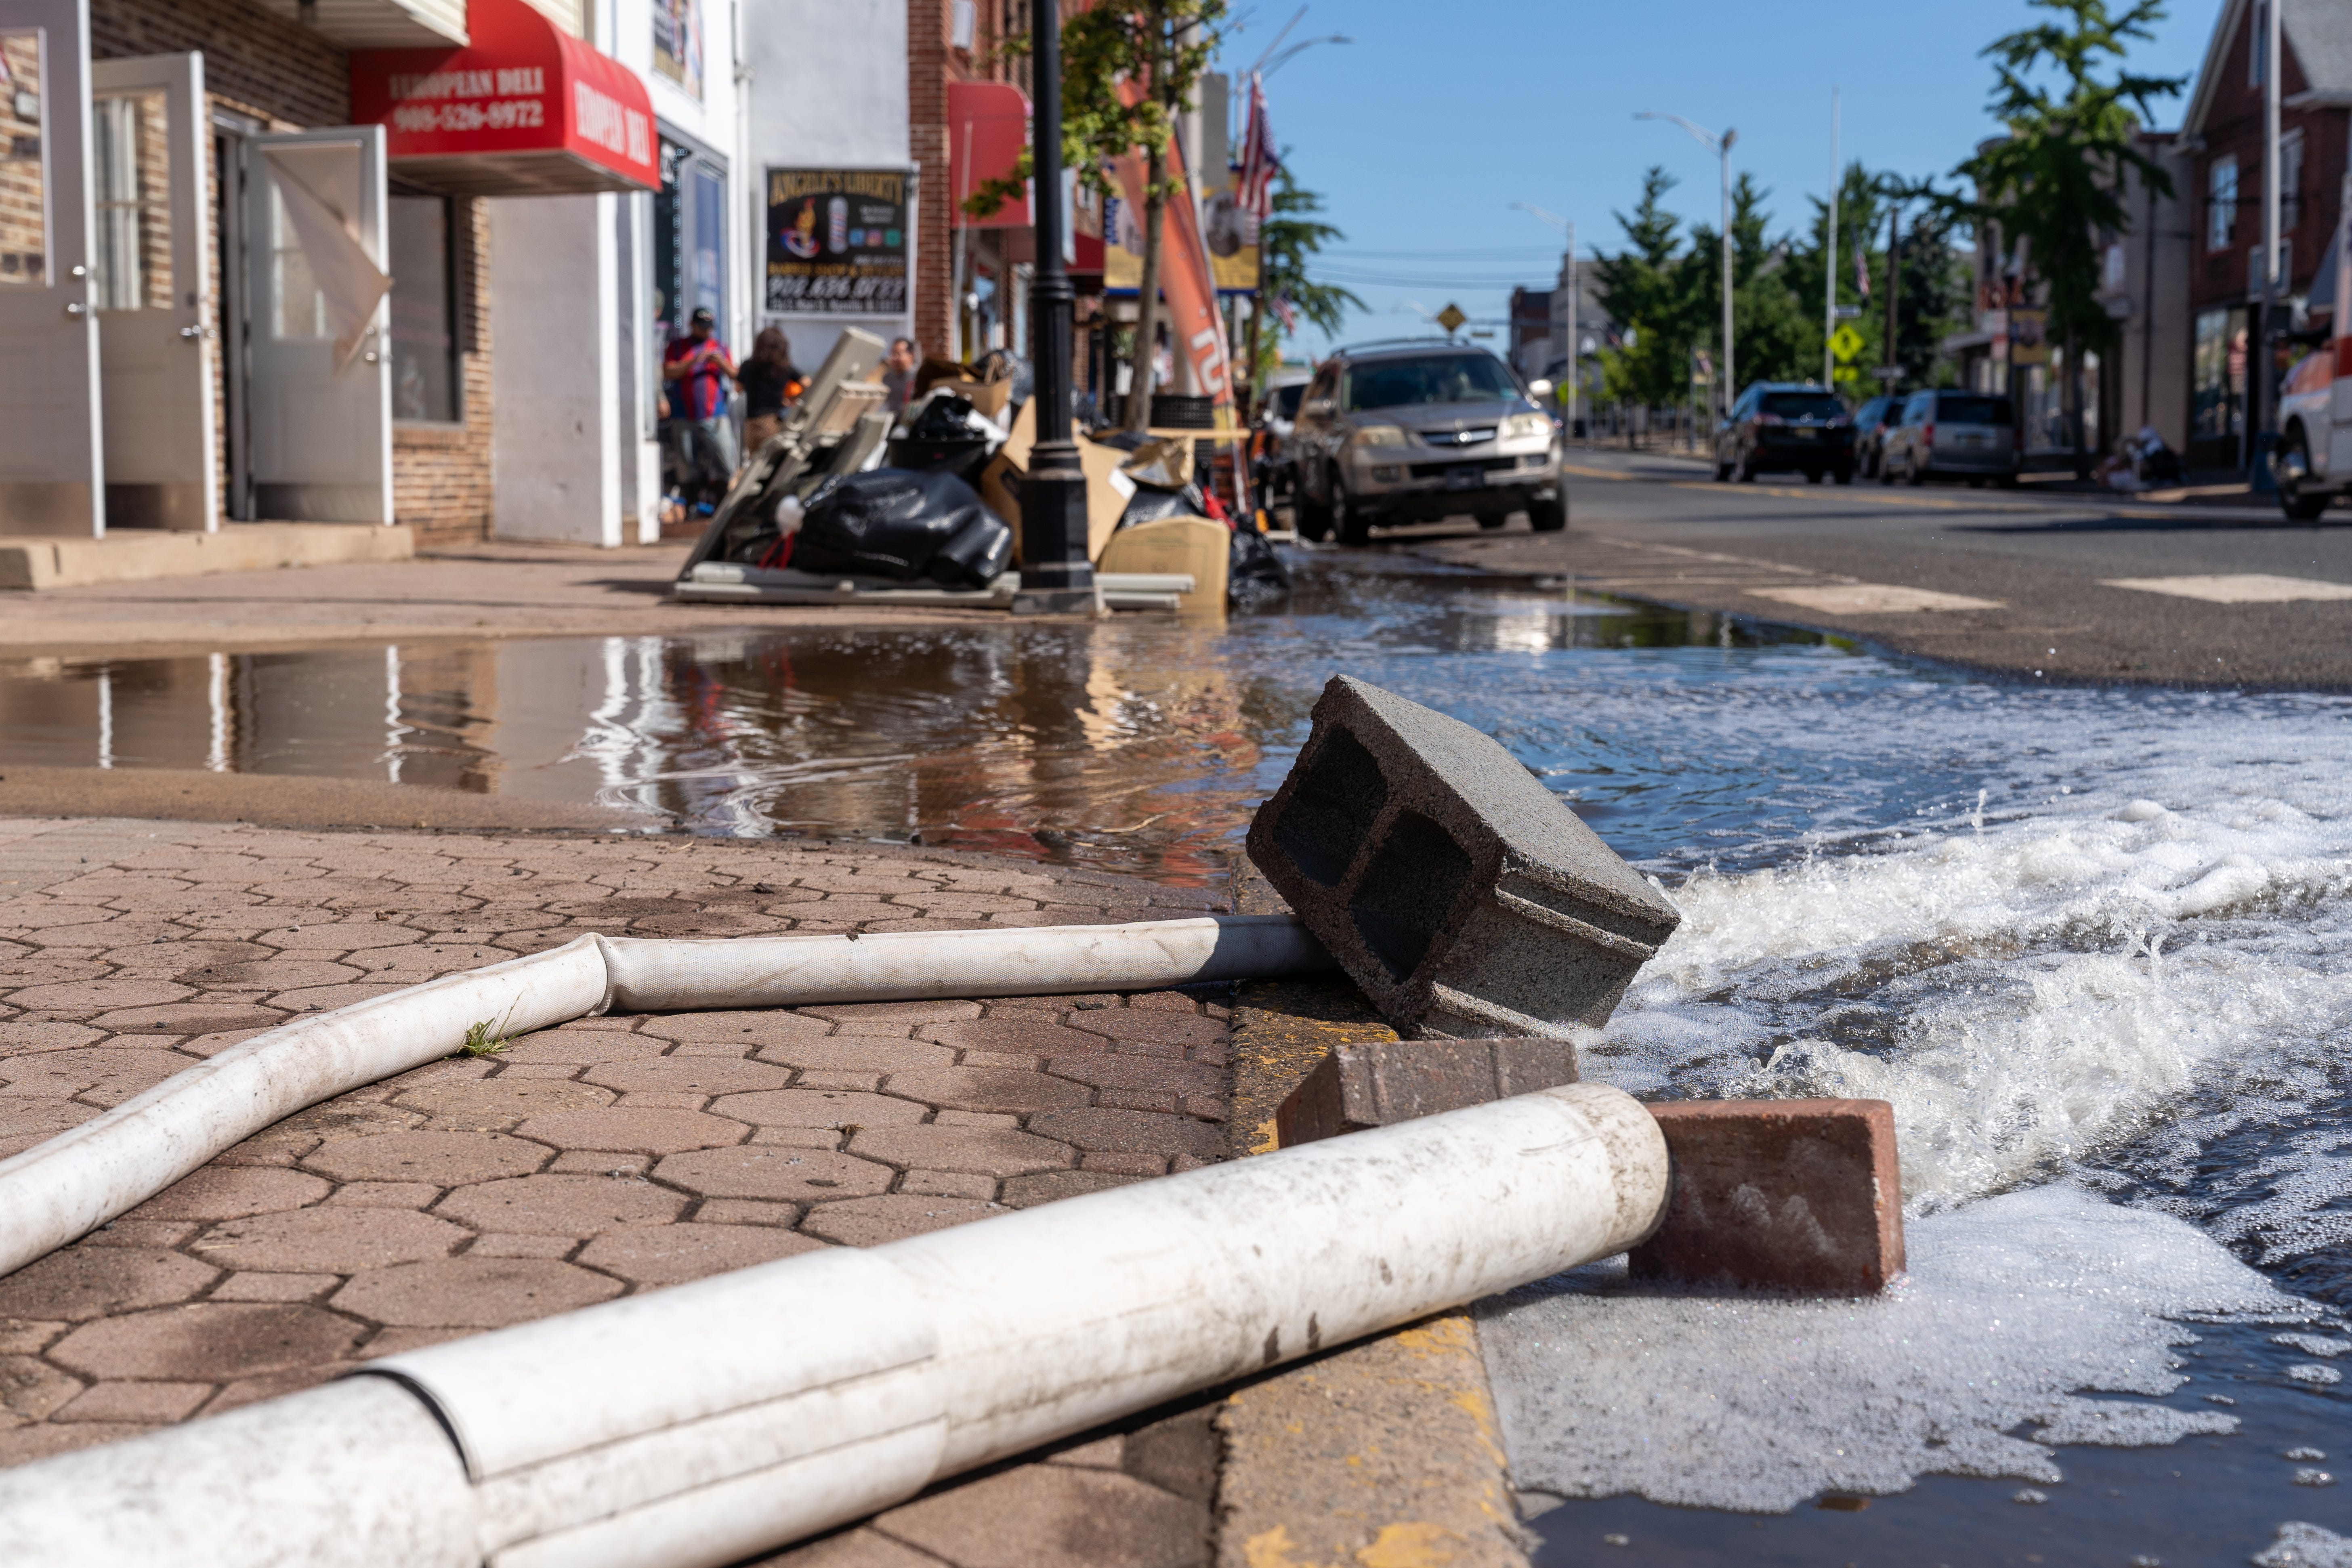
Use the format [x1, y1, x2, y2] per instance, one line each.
[882, 336, 918, 412]
[739, 327, 803, 456]
[664, 307, 739, 508]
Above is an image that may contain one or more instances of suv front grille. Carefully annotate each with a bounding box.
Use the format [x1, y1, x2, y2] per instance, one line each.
[1407, 458, 1520, 480]
[1417, 428, 1497, 447]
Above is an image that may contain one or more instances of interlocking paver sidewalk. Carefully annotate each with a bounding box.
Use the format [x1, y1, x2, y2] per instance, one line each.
[0, 817, 1228, 1565]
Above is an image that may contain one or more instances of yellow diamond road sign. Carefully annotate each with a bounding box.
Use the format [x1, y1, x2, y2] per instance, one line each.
[1830, 324, 1864, 363]
[1436, 302, 1468, 333]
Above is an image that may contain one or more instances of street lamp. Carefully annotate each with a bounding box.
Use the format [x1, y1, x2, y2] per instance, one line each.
[1259, 35, 1351, 77]
[1510, 202, 1578, 438]
[1637, 111, 1737, 422]
[1012, 0, 1095, 615]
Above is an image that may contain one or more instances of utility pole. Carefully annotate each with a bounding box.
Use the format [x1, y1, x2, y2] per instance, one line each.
[1011, 0, 1097, 615]
[1565, 225, 1579, 439]
[1824, 88, 1839, 389]
[2256, 0, 2283, 479]
[1635, 113, 1736, 420]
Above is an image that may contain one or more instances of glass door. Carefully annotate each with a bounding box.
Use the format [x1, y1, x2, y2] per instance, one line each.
[0, 0, 101, 536]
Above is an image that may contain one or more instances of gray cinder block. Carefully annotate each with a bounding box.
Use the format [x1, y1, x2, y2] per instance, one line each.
[1274, 1037, 1581, 1148]
[1245, 676, 1680, 1039]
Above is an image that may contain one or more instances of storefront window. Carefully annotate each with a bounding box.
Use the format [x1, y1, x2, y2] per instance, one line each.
[2193, 306, 2245, 440]
[387, 194, 458, 423]
[0, 33, 47, 285]
[653, 135, 727, 414]
[91, 90, 171, 311]
[653, 0, 702, 99]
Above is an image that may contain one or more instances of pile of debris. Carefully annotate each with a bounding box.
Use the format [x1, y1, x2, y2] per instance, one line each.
[672, 328, 1288, 613]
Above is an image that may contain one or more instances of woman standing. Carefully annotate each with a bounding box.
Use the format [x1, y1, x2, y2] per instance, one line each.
[740, 327, 804, 456]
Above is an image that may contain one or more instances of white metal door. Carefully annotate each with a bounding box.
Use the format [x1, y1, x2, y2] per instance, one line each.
[244, 126, 391, 524]
[0, 0, 101, 536]
[90, 51, 213, 530]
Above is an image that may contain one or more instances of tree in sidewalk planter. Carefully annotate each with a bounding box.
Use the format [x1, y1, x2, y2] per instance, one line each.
[1251, 162, 1362, 394]
[962, 0, 1231, 433]
[1951, 0, 2184, 474]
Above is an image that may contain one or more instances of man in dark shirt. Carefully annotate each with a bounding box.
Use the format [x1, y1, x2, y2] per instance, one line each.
[882, 336, 918, 413]
[663, 307, 738, 504]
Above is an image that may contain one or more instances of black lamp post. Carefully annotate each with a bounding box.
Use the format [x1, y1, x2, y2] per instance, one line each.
[1011, 0, 1098, 615]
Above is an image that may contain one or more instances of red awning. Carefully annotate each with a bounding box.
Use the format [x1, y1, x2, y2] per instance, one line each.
[949, 80, 1029, 230]
[351, 0, 658, 196]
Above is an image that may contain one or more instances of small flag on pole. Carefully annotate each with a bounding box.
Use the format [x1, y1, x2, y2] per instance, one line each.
[1854, 242, 1871, 300]
[1236, 71, 1280, 240]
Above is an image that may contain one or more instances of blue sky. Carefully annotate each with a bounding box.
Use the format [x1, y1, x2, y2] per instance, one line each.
[1214, 0, 2222, 358]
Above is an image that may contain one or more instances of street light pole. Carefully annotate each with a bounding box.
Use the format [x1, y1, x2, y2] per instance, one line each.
[1638, 111, 1737, 420]
[1011, 0, 1096, 615]
[1825, 87, 1838, 388]
[1510, 202, 1579, 437]
[2256, 0, 2282, 478]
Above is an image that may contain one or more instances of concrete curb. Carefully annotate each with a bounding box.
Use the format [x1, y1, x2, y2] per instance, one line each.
[0, 524, 414, 591]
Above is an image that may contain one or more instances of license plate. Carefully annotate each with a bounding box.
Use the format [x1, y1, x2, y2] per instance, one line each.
[1959, 435, 1989, 448]
[1446, 465, 1483, 490]
[1794, 428, 1816, 440]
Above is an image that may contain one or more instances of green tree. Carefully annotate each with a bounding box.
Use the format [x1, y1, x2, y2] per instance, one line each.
[1252, 162, 1362, 390]
[964, 1, 1230, 430]
[1592, 167, 1699, 414]
[1687, 173, 1814, 390]
[1954, 0, 2184, 465]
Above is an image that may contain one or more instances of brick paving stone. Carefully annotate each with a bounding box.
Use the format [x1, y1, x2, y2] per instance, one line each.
[802, 1000, 981, 1024]
[52, 1381, 210, 1424]
[653, 1147, 893, 1204]
[846, 1126, 1074, 1179]
[325, 1182, 442, 1209]
[300, 1131, 550, 1185]
[395, 1079, 616, 1125]
[512, 1108, 748, 1154]
[797, 1196, 1000, 1247]
[0, 1102, 94, 1159]
[0, 1250, 218, 1323]
[176, 959, 359, 992]
[1027, 1110, 1224, 1162]
[495, 1030, 674, 1066]
[187, 1208, 466, 1274]
[636, 1010, 835, 1048]
[0, 1356, 81, 1421]
[877, 1068, 1090, 1117]
[580, 1058, 793, 1097]
[467, 1234, 575, 1259]
[0, 1022, 103, 1052]
[208, 1274, 338, 1303]
[1079, 1152, 1169, 1177]
[872, 1463, 1207, 1568]
[997, 1170, 1142, 1209]
[932, 1110, 1019, 1129]
[756, 1528, 941, 1568]
[692, 1199, 805, 1227]
[751, 1038, 955, 1074]
[85, 1003, 284, 1035]
[1043, 1058, 1224, 1099]
[5, 978, 190, 1011]
[436, 1173, 686, 1236]
[1067, 1011, 1227, 1054]
[46, 1304, 362, 1381]
[919, 1018, 1113, 1056]
[575, 1223, 825, 1286]
[899, 1170, 996, 1200]
[707, 1089, 926, 1130]
[330, 1259, 622, 1328]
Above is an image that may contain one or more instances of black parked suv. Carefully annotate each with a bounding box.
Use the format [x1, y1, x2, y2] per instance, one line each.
[1713, 383, 1855, 484]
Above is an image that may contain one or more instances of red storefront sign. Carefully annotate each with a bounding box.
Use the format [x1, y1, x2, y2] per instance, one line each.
[949, 80, 1029, 229]
[351, 0, 658, 195]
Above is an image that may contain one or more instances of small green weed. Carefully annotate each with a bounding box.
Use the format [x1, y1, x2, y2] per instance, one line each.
[457, 1001, 520, 1058]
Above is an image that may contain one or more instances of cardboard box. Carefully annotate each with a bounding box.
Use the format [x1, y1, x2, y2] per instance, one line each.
[978, 399, 1137, 563]
[1094, 515, 1229, 615]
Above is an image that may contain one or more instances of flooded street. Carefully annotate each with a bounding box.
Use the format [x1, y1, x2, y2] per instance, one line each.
[5, 553, 2351, 1557]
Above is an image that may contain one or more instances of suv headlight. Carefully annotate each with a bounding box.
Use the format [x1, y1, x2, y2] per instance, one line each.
[1346, 424, 1409, 449]
[1499, 412, 1552, 441]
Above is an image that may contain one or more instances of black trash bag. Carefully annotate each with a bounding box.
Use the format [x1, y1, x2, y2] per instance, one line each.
[926, 509, 1014, 588]
[906, 393, 981, 440]
[1228, 525, 1292, 607]
[794, 468, 989, 581]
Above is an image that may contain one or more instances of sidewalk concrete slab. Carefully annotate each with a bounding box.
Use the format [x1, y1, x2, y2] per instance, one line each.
[0, 525, 414, 592]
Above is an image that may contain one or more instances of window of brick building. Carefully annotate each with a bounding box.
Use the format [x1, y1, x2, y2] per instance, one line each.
[387, 194, 458, 424]
[2209, 157, 2239, 252]
[2282, 127, 2304, 229]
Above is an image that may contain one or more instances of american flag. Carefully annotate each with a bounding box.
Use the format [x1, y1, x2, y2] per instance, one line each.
[1235, 70, 1279, 235]
[1854, 241, 1871, 300]
[1268, 294, 1296, 333]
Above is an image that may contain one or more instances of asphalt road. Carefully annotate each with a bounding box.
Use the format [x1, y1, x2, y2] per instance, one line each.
[1354, 449, 2352, 690]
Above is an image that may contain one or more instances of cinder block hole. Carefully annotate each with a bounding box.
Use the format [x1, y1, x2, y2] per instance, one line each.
[1349, 810, 1473, 982]
[1273, 728, 1388, 887]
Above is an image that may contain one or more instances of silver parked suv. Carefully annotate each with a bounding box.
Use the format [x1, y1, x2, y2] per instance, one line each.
[1289, 342, 1564, 544]
[1878, 388, 2019, 487]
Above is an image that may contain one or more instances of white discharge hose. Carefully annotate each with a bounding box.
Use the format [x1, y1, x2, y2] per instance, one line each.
[0, 916, 1332, 1282]
[0, 1082, 1669, 1568]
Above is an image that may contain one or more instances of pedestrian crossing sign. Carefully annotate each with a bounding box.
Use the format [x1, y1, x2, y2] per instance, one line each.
[1830, 324, 1864, 363]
